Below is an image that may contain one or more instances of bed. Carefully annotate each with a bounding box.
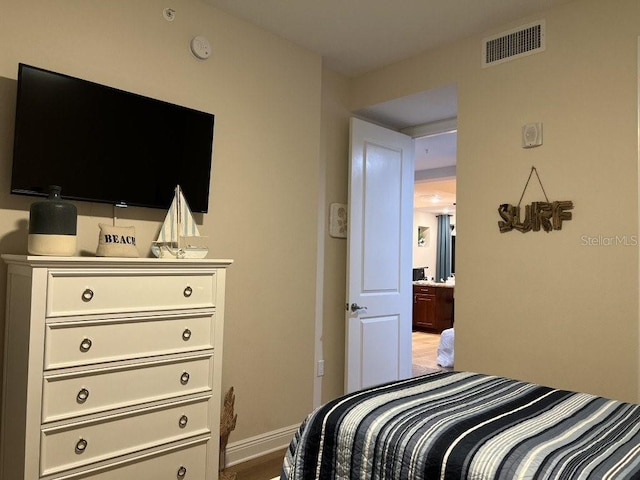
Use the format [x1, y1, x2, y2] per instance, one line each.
[282, 371, 640, 479]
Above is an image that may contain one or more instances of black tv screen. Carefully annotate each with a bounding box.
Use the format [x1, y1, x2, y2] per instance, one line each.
[11, 63, 214, 212]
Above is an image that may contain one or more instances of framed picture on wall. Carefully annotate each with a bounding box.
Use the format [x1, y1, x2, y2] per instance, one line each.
[418, 226, 429, 247]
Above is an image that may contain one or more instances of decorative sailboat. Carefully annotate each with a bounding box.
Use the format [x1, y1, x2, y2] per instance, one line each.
[151, 185, 209, 259]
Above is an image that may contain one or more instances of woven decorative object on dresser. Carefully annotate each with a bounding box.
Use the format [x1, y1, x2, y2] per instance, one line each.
[0, 255, 232, 480]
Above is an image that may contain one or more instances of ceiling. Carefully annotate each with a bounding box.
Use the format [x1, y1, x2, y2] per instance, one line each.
[203, 0, 573, 214]
[354, 86, 458, 215]
[203, 0, 572, 77]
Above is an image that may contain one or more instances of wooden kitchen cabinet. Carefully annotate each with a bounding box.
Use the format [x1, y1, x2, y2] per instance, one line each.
[412, 284, 453, 333]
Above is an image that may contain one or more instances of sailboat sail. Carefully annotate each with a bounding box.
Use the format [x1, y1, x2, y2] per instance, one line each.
[179, 193, 201, 239]
[158, 195, 177, 244]
[157, 187, 202, 244]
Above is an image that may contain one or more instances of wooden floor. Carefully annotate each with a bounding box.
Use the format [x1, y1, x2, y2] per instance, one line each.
[224, 332, 446, 479]
[412, 331, 441, 369]
[224, 449, 285, 480]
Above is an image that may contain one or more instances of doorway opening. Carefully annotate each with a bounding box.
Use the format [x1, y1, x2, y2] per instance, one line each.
[353, 83, 458, 378]
[411, 129, 456, 375]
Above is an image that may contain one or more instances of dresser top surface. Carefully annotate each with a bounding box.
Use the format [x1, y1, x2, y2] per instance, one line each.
[1, 254, 234, 268]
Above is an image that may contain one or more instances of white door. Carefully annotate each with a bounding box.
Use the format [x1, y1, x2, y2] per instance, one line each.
[345, 117, 414, 393]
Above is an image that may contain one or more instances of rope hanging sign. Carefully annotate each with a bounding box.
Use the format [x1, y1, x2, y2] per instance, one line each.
[498, 166, 573, 233]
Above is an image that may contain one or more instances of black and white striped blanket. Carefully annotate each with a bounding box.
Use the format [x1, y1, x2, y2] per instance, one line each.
[282, 371, 640, 479]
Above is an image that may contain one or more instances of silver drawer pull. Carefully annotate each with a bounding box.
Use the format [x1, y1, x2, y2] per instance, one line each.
[183, 286, 193, 298]
[177, 465, 187, 478]
[182, 328, 192, 341]
[75, 438, 88, 454]
[79, 338, 92, 353]
[178, 415, 188, 428]
[180, 372, 190, 385]
[76, 388, 90, 403]
[81, 289, 94, 302]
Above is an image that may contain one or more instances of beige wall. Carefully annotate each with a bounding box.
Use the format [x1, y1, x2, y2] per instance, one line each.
[318, 68, 350, 403]
[351, 0, 640, 402]
[0, 0, 322, 444]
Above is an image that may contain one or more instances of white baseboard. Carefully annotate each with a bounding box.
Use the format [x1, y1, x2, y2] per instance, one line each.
[224, 424, 298, 467]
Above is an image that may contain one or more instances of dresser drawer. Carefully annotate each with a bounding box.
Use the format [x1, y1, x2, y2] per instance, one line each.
[46, 270, 216, 317]
[44, 315, 214, 369]
[43, 356, 213, 423]
[68, 443, 207, 480]
[41, 399, 210, 476]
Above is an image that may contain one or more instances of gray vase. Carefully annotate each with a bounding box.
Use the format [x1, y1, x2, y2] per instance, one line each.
[28, 185, 77, 256]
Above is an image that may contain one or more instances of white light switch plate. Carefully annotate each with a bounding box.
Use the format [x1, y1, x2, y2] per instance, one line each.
[329, 203, 347, 238]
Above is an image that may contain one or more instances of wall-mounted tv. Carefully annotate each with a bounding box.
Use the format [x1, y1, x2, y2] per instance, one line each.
[11, 63, 215, 213]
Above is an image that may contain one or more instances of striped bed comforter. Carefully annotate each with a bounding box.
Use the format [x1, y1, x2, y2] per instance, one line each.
[282, 371, 640, 479]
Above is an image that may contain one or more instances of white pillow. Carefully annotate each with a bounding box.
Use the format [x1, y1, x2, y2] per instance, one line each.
[96, 224, 139, 258]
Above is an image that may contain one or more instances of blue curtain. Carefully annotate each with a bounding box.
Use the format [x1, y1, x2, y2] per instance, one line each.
[436, 215, 451, 282]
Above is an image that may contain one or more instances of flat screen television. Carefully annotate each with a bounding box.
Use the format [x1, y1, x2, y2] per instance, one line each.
[10, 63, 215, 213]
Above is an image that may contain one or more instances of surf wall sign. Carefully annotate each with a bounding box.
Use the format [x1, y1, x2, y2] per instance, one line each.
[498, 167, 573, 233]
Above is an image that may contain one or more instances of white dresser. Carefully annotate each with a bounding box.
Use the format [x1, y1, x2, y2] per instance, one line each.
[0, 255, 232, 480]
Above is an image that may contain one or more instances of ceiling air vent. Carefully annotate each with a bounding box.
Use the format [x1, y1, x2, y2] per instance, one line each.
[482, 20, 545, 68]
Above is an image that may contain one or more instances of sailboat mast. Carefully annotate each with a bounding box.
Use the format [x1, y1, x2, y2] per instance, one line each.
[176, 185, 182, 250]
